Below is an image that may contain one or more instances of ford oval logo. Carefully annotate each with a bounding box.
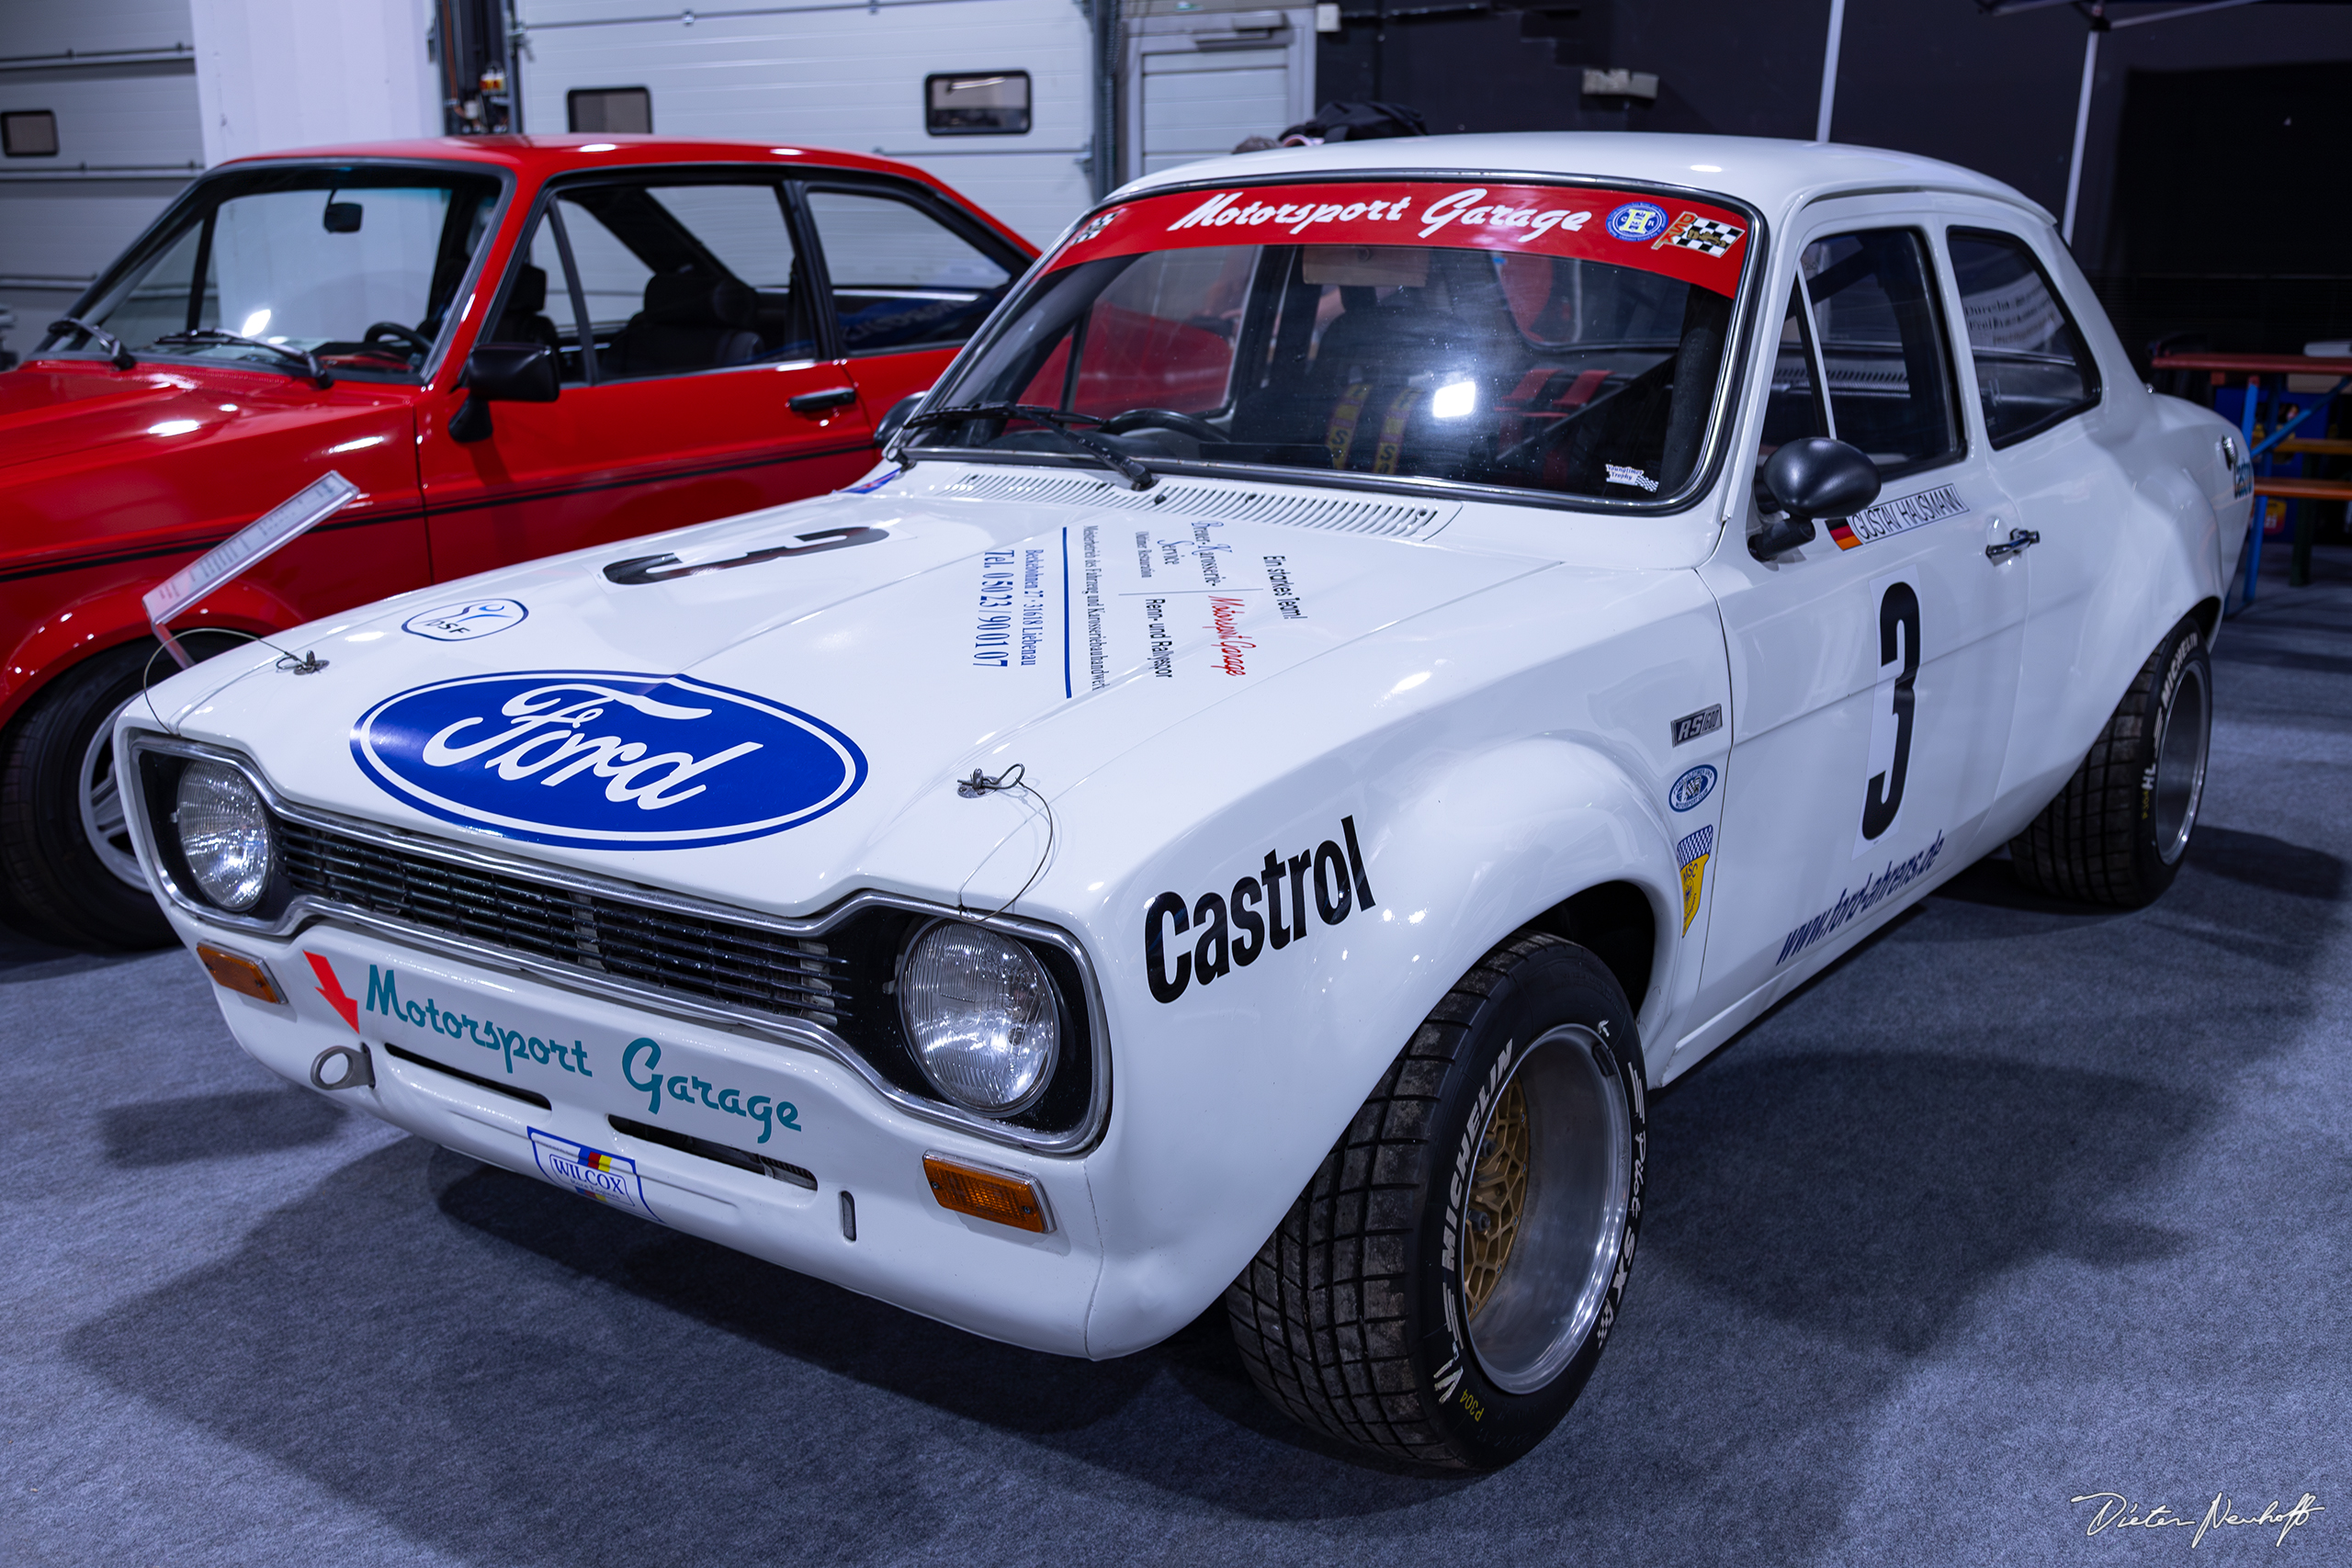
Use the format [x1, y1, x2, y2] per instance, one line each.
[1668, 763, 1716, 812]
[351, 671, 867, 849]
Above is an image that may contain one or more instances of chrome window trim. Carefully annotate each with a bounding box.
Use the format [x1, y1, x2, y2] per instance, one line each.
[122, 731, 1111, 1156]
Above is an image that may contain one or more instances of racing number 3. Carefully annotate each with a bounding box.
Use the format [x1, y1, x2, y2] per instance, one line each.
[1861, 581, 1920, 841]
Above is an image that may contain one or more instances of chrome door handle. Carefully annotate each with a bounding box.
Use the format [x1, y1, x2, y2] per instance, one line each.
[1985, 527, 2041, 561]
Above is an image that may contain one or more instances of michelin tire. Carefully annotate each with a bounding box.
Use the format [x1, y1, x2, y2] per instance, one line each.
[1225, 931, 1645, 1472]
[2010, 616, 2211, 908]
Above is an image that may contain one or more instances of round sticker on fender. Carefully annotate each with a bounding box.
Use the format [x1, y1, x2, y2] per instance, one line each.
[350, 670, 867, 848]
[1669, 763, 1717, 812]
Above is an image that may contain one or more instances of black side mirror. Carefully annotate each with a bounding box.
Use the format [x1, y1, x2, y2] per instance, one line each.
[875, 390, 927, 454]
[1750, 436, 1881, 560]
[448, 343, 560, 444]
[323, 201, 363, 233]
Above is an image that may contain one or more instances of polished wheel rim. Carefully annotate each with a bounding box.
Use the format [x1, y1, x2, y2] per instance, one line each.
[2153, 657, 2210, 867]
[79, 699, 149, 889]
[1463, 1024, 1632, 1395]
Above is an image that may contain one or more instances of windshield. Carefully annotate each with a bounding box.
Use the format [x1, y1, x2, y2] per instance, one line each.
[47, 164, 503, 378]
[910, 179, 1755, 505]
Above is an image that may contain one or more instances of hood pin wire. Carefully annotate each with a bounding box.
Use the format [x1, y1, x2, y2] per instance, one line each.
[955, 763, 1056, 924]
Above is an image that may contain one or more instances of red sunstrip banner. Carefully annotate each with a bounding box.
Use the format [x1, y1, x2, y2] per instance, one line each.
[1048, 181, 1752, 296]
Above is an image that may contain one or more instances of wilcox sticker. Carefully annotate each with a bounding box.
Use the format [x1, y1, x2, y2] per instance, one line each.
[530, 1128, 660, 1223]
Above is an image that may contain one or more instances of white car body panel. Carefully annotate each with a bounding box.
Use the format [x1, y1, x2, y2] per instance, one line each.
[122, 133, 2252, 1359]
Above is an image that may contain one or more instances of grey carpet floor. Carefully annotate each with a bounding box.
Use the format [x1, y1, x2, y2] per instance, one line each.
[5, 548, 2346, 1567]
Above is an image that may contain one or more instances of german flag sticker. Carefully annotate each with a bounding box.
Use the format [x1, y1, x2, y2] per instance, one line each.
[1827, 519, 1860, 550]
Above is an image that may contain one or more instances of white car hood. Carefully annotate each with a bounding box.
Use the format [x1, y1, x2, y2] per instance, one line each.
[164, 468, 1551, 910]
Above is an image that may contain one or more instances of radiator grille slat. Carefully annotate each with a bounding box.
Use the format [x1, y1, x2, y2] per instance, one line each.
[277, 820, 847, 1027]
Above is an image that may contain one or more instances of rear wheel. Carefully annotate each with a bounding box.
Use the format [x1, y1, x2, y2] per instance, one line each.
[1225, 932, 1645, 1472]
[0, 641, 195, 949]
[2010, 617, 2211, 908]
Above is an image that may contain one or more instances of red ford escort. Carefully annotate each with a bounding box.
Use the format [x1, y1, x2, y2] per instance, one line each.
[0, 135, 1035, 947]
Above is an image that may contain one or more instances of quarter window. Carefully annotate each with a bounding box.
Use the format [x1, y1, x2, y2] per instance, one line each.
[1802, 228, 1962, 478]
[1758, 281, 1829, 461]
[806, 187, 1014, 354]
[1948, 228, 2101, 447]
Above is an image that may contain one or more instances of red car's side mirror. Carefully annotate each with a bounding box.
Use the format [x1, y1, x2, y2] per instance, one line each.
[449, 343, 560, 444]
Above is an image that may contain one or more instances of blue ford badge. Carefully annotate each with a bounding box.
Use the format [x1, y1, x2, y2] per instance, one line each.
[1668, 763, 1717, 812]
[351, 671, 866, 849]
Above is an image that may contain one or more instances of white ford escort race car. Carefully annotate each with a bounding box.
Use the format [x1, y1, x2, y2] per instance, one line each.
[122, 134, 2247, 1472]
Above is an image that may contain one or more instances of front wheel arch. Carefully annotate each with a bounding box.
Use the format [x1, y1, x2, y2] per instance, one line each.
[1525, 879, 1657, 1020]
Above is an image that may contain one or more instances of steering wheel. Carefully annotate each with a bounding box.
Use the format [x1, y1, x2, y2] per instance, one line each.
[1102, 408, 1229, 445]
[362, 321, 434, 358]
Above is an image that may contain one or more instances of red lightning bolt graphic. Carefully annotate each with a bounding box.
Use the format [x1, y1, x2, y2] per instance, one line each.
[305, 952, 359, 1032]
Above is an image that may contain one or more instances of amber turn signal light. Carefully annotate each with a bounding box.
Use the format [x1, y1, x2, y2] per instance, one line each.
[197, 943, 282, 1003]
[923, 1155, 1051, 1233]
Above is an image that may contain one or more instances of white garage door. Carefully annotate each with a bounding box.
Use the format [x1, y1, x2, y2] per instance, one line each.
[1140, 48, 1290, 175]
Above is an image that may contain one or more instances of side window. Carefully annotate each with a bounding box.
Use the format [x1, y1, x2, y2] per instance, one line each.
[518, 180, 813, 385]
[1758, 280, 1829, 461]
[1948, 227, 2101, 447]
[805, 187, 1014, 354]
[1802, 228, 1962, 478]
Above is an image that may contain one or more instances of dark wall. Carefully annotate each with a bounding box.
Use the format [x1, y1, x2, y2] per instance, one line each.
[1316, 1, 2352, 354]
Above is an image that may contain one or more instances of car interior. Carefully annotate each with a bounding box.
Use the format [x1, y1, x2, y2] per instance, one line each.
[928, 241, 1737, 503]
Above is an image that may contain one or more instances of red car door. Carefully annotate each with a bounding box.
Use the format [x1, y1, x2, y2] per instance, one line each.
[417, 170, 879, 581]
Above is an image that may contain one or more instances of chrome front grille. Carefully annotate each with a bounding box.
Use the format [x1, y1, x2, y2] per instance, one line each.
[275, 818, 848, 1028]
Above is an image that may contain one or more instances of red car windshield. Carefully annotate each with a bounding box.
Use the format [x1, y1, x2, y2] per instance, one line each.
[51, 164, 503, 379]
[911, 179, 1756, 505]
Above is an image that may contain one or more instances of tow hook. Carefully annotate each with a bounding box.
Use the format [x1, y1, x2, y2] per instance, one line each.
[311, 1043, 376, 1091]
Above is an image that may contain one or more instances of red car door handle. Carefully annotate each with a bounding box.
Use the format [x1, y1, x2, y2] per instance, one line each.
[788, 387, 859, 415]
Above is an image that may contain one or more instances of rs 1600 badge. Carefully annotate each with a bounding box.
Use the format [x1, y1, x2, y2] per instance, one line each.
[351, 671, 866, 849]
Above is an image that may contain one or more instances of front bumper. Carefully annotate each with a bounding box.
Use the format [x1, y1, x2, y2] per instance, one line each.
[189, 916, 1104, 1357]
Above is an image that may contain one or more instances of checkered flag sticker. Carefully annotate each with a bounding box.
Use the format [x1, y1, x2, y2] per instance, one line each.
[1653, 211, 1745, 256]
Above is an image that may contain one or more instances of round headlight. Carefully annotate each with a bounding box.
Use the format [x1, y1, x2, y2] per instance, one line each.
[898, 920, 1061, 1115]
[175, 760, 274, 911]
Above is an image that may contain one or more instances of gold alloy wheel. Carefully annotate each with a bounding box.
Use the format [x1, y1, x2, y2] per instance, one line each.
[1464, 1079, 1530, 1318]
[1459, 1024, 1634, 1395]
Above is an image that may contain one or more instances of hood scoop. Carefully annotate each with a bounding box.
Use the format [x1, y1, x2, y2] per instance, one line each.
[924, 470, 1453, 540]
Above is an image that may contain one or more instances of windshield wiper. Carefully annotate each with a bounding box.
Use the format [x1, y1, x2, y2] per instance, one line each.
[153, 330, 333, 389]
[897, 401, 1157, 491]
[48, 317, 136, 371]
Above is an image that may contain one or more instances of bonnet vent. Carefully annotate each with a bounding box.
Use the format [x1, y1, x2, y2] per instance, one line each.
[927, 470, 1449, 539]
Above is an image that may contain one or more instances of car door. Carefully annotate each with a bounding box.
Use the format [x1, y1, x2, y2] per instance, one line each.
[418, 169, 879, 582]
[1689, 203, 2030, 1031]
[797, 178, 1021, 427]
[1937, 217, 2127, 819]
